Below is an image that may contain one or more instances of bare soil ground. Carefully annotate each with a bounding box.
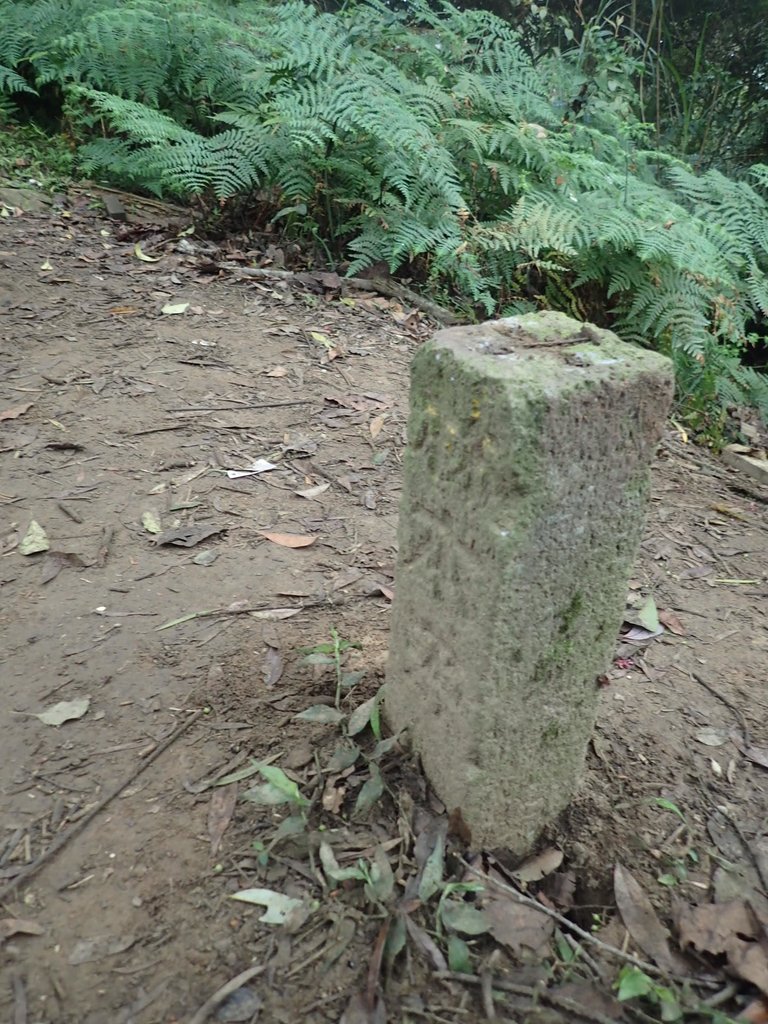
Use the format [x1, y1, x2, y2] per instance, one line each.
[1, 192, 767, 1024]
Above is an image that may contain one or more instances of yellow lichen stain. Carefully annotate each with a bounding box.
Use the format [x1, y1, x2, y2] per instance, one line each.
[470, 398, 481, 421]
[425, 403, 438, 417]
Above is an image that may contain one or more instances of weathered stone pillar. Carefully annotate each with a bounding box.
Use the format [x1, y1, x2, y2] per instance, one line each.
[386, 312, 673, 854]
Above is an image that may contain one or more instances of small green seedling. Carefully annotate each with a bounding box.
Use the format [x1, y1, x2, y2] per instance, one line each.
[301, 628, 362, 709]
[658, 848, 699, 888]
[652, 797, 687, 823]
[615, 966, 682, 1022]
[242, 763, 309, 815]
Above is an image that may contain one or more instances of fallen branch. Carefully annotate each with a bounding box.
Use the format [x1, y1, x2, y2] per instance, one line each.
[70, 183, 190, 217]
[0, 709, 204, 901]
[165, 400, 311, 412]
[218, 262, 459, 326]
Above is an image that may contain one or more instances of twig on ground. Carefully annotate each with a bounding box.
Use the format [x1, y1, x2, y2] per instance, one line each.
[685, 668, 750, 745]
[562, 930, 605, 979]
[0, 709, 204, 901]
[480, 950, 501, 1020]
[165, 400, 311, 412]
[434, 972, 617, 1024]
[154, 592, 378, 631]
[186, 964, 266, 1024]
[56, 501, 83, 524]
[703, 981, 739, 1007]
[12, 968, 26, 1024]
[131, 424, 188, 436]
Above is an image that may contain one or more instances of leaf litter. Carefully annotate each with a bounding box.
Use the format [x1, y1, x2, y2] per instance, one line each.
[3, 199, 768, 1024]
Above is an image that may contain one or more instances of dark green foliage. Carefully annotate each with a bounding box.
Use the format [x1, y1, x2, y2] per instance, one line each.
[540, 0, 768, 172]
[1, 0, 767, 433]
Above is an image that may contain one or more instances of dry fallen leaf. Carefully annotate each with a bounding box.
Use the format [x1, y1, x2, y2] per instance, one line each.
[208, 782, 238, 856]
[659, 609, 686, 635]
[484, 895, 554, 954]
[0, 918, 45, 941]
[0, 401, 34, 422]
[40, 551, 87, 585]
[554, 982, 623, 1022]
[69, 934, 136, 965]
[739, 996, 768, 1022]
[31, 697, 90, 727]
[512, 847, 564, 883]
[322, 776, 346, 814]
[677, 900, 768, 993]
[614, 863, 685, 973]
[265, 366, 288, 377]
[695, 727, 729, 747]
[369, 413, 387, 439]
[295, 481, 330, 500]
[730, 732, 768, 770]
[262, 644, 284, 687]
[258, 531, 315, 548]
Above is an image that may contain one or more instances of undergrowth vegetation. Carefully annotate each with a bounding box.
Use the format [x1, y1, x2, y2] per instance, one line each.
[2, 0, 768, 435]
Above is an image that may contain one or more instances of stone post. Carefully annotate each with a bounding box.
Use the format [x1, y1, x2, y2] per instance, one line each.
[385, 312, 673, 854]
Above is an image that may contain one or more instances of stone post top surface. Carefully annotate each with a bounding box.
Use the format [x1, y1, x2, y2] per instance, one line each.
[430, 311, 672, 388]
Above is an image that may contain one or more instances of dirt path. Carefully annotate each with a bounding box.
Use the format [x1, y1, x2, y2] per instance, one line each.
[1, 198, 767, 1024]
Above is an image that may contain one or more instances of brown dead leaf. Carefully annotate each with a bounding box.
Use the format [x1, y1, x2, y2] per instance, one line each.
[283, 741, 314, 770]
[739, 997, 768, 1022]
[153, 524, 223, 548]
[404, 915, 448, 971]
[40, 550, 87, 585]
[658, 609, 686, 635]
[484, 895, 554, 955]
[322, 776, 346, 814]
[208, 782, 237, 856]
[332, 567, 365, 591]
[614, 863, 686, 973]
[258, 531, 316, 548]
[369, 413, 387, 439]
[744, 746, 768, 769]
[513, 847, 564, 883]
[0, 401, 34, 422]
[731, 732, 768, 770]
[262, 644, 283, 687]
[677, 900, 768, 993]
[328, 393, 392, 413]
[0, 917, 45, 941]
[69, 934, 136, 964]
[554, 981, 624, 1022]
[295, 481, 330, 500]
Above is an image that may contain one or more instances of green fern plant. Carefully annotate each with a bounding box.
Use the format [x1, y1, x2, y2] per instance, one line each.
[1, 0, 767, 431]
